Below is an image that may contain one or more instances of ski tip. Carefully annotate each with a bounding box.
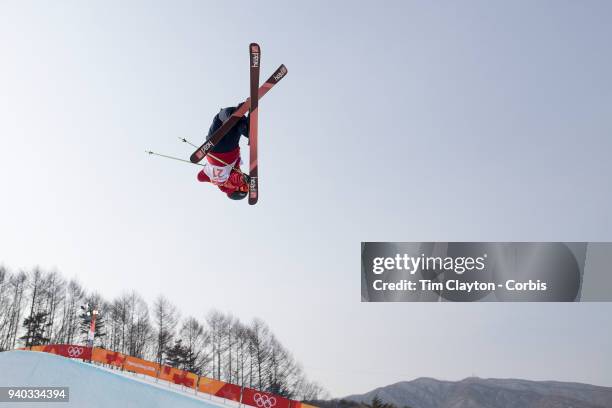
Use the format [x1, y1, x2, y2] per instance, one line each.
[249, 177, 258, 205]
[270, 64, 288, 82]
[250, 43, 260, 52]
[189, 152, 201, 163]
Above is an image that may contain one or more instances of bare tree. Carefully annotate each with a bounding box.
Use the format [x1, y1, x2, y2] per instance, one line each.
[0, 267, 14, 350]
[129, 292, 153, 358]
[0, 266, 11, 350]
[234, 321, 251, 387]
[42, 271, 65, 343]
[179, 317, 206, 374]
[1, 271, 27, 350]
[222, 313, 238, 383]
[206, 310, 226, 379]
[248, 318, 272, 390]
[0, 266, 7, 313]
[20, 269, 67, 347]
[152, 295, 178, 365]
[55, 279, 85, 344]
[108, 294, 128, 353]
[297, 381, 328, 401]
[266, 334, 301, 397]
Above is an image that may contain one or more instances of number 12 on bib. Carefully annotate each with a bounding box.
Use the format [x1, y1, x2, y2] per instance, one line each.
[248, 43, 260, 205]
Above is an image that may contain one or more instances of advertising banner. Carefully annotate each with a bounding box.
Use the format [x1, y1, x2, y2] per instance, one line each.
[242, 387, 291, 408]
[123, 356, 159, 378]
[158, 365, 197, 388]
[214, 383, 242, 402]
[197, 377, 226, 395]
[36, 344, 92, 360]
[91, 348, 126, 367]
[290, 402, 318, 408]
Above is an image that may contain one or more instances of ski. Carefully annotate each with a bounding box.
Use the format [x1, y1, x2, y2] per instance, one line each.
[248, 43, 260, 205]
[190, 64, 288, 164]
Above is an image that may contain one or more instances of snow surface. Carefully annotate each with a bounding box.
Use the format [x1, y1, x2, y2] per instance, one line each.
[0, 350, 231, 408]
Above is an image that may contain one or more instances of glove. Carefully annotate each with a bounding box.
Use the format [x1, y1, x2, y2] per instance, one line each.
[218, 169, 248, 193]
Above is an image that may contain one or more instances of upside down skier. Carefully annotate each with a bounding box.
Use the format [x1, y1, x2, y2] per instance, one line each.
[197, 106, 250, 200]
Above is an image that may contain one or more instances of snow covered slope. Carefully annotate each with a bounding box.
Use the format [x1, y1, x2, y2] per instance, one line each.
[0, 350, 224, 408]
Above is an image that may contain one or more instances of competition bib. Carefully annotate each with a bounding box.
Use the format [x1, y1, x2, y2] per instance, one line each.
[202, 158, 239, 185]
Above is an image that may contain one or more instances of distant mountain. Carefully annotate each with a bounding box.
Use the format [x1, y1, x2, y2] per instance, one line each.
[313, 377, 612, 408]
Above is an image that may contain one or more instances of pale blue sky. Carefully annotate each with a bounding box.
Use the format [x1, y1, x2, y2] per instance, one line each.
[1, 0, 611, 397]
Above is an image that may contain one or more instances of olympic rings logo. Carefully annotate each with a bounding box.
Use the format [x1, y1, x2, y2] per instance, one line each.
[67, 346, 84, 357]
[253, 393, 277, 408]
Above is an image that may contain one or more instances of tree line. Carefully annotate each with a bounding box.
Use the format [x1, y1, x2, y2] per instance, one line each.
[311, 396, 413, 408]
[0, 266, 327, 400]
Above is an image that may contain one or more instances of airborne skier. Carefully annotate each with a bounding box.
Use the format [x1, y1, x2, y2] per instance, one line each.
[196, 106, 251, 200]
[147, 46, 286, 204]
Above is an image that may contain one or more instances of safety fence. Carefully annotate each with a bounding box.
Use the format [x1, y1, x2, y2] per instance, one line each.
[23, 344, 314, 408]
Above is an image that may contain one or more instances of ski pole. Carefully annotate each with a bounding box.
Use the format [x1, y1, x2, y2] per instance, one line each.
[145, 150, 205, 167]
[178, 137, 249, 181]
[146, 148, 243, 173]
[148, 143, 241, 170]
[178, 137, 199, 149]
[178, 137, 237, 168]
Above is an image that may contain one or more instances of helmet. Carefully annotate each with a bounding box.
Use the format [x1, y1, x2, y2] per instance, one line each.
[227, 190, 247, 200]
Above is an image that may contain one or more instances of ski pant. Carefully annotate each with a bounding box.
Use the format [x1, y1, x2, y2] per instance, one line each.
[207, 107, 249, 153]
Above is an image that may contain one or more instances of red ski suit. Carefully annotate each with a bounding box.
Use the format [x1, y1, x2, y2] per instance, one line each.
[196, 148, 248, 196]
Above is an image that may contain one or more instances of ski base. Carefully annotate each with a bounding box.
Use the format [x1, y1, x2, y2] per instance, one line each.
[190, 64, 287, 164]
[248, 43, 261, 205]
